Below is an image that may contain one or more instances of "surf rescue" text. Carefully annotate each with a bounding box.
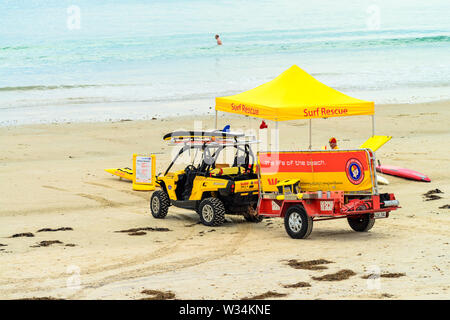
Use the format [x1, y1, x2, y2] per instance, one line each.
[304, 107, 348, 117]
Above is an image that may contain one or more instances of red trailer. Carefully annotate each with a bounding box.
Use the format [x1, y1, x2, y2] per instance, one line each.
[256, 149, 400, 239]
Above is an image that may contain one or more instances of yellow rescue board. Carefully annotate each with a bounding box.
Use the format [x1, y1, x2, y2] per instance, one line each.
[360, 135, 392, 152]
[104, 167, 133, 181]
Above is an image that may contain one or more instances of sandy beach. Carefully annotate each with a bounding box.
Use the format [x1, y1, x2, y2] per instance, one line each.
[0, 100, 449, 300]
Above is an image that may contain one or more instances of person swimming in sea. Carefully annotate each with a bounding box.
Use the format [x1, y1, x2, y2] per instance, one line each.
[215, 34, 222, 45]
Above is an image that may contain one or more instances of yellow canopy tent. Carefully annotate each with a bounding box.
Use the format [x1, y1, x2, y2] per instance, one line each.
[215, 65, 375, 149]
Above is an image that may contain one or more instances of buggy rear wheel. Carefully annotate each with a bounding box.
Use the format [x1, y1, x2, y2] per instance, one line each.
[150, 190, 170, 219]
[243, 208, 263, 223]
[244, 214, 264, 223]
[198, 197, 225, 226]
[284, 205, 313, 239]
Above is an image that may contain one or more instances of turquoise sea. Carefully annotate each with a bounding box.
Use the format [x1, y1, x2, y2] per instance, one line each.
[1, 0, 449, 125]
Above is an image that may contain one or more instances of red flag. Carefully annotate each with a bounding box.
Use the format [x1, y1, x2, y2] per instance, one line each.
[259, 120, 268, 129]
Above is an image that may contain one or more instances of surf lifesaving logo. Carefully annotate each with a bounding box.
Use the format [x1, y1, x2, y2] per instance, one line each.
[345, 158, 364, 185]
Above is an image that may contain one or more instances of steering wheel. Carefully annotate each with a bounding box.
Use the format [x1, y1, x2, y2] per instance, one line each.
[184, 165, 196, 173]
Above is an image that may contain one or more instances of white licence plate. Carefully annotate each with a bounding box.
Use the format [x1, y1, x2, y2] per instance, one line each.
[320, 201, 333, 211]
[374, 212, 387, 219]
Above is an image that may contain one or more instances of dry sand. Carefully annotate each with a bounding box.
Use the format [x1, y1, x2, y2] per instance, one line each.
[0, 100, 449, 299]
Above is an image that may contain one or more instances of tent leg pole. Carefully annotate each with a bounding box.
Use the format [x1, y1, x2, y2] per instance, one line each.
[372, 115, 375, 136]
[309, 119, 312, 150]
[215, 110, 218, 129]
[275, 121, 279, 151]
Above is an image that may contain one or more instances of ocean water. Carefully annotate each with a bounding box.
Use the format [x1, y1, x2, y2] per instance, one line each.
[1, 0, 449, 125]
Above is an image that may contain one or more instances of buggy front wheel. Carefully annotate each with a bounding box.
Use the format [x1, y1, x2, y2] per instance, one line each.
[284, 205, 313, 239]
[150, 190, 170, 219]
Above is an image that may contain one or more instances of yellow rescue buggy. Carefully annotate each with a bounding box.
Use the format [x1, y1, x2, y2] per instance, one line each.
[150, 130, 262, 226]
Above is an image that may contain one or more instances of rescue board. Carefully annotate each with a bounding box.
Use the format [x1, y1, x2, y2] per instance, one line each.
[376, 175, 389, 185]
[104, 167, 133, 181]
[376, 165, 431, 182]
[360, 135, 392, 152]
[163, 130, 244, 141]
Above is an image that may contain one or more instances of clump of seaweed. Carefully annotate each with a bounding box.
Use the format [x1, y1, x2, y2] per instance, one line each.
[312, 269, 356, 281]
[242, 291, 287, 300]
[282, 282, 311, 288]
[140, 289, 176, 300]
[286, 259, 333, 270]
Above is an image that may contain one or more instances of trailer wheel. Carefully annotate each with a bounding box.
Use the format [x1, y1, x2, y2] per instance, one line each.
[150, 190, 170, 219]
[347, 208, 375, 232]
[198, 197, 225, 226]
[284, 205, 313, 239]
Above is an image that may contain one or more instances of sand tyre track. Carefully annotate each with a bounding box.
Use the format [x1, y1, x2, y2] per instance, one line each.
[347, 206, 375, 232]
[150, 190, 170, 219]
[284, 205, 313, 239]
[198, 197, 225, 226]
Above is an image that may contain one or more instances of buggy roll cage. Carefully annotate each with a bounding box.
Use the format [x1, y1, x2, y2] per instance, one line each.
[163, 137, 259, 177]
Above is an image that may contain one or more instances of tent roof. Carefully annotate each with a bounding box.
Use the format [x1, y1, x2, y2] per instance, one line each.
[215, 65, 374, 121]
